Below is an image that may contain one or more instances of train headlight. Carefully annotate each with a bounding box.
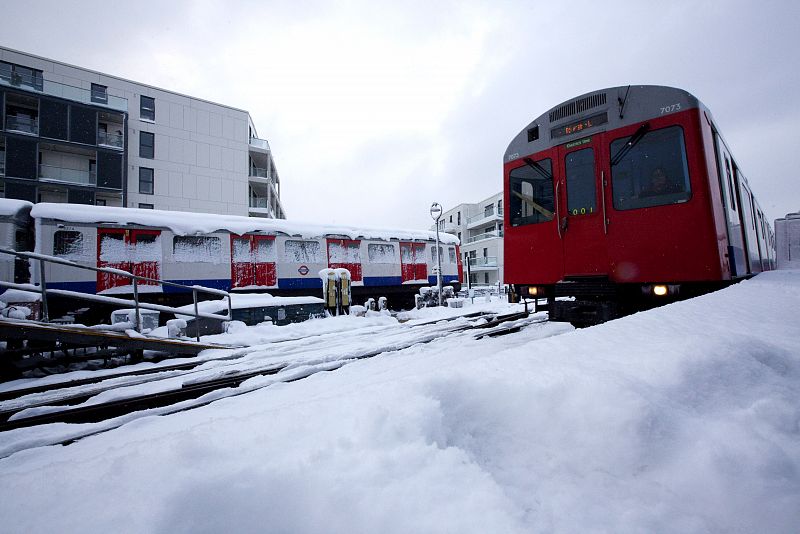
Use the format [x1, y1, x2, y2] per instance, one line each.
[527, 286, 540, 297]
[653, 285, 668, 297]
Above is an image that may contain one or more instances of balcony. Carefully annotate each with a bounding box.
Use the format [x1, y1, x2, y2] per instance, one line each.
[249, 166, 274, 180]
[39, 164, 96, 186]
[467, 207, 504, 229]
[249, 197, 269, 209]
[0, 70, 127, 112]
[468, 256, 498, 269]
[248, 136, 270, 151]
[98, 130, 124, 149]
[5, 115, 39, 135]
[466, 230, 503, 244]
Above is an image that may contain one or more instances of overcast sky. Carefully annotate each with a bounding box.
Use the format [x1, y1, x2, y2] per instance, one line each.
[2, 0, 799, 229]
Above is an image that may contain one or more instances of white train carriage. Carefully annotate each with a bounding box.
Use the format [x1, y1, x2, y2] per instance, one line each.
[22, 203, 461, 309]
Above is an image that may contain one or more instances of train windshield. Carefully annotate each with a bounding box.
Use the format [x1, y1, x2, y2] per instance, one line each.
[610, 125, 691, 210]
[509, 158, 554, 226]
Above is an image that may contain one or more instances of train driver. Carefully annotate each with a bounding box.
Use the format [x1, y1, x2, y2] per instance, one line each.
[639, 167, 682, 197]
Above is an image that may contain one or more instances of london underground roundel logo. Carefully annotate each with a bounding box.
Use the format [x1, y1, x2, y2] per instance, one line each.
[298, 265, 309, 275]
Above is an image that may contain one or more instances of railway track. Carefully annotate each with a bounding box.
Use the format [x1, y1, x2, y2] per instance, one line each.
[0, 309, 547, 457]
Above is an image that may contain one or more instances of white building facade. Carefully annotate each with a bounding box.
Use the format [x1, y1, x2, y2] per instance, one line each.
[0, 46, 284, 218]
[433, 192, 504, 287]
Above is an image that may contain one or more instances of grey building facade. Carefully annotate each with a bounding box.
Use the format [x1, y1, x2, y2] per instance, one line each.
[0, 46, 284, 218]
[433, 192, 504, 287]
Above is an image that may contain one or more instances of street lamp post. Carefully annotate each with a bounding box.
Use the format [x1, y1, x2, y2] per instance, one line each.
[430, 202, 444, 307]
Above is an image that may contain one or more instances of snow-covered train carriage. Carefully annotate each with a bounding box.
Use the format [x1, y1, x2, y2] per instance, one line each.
[0, 201, 461, 319]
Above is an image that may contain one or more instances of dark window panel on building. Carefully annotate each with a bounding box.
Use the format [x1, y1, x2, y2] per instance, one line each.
[4, 180, 36, 202]
[139, 203, 154, 209]
[97, 151, 123, 189]
[91, 84, 108, 104]
[140, 131, 154, 159]
[68, 188, 95, 205]
[140, 96, 155, 121]
[139, 167, 154, 194]
[5, 136, 38, 179]
[69, 105, 97, 145]
[39, 98, 69, 140]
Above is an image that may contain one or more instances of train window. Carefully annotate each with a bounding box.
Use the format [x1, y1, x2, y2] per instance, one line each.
[449, 247, 457, 264]
[725, 158, 736, 211]
[367, 243, 396, 264]
[431, 246, 443, 264]
[173, 236, 222, 263]
[254, 238, 276, 263]
[53, 230, 84, 258]
[328, 240, 361, 263]
[284, 240, 323, 263]
[509, 158, 554, 226]
[610, 125, 691, 211]
[565, 148, 596, 216]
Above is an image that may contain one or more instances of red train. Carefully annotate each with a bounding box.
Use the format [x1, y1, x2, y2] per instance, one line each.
[504, 85, 775, 325]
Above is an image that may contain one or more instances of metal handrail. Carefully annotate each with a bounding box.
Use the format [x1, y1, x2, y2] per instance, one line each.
[0, 247, 232, 342]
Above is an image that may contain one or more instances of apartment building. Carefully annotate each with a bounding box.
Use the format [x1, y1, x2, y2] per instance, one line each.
[433, 192, 504, 287]
[0, 46, 284, 218]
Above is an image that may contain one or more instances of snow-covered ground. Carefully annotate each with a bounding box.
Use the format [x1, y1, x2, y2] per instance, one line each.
[1, 272, 799, 533]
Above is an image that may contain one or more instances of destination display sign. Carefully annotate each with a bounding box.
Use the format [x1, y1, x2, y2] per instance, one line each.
[551, 112, 608, 139]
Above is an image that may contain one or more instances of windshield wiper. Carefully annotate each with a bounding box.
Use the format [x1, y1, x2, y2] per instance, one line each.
[610, 122, 650, 166]
[523, 157, 553, 180]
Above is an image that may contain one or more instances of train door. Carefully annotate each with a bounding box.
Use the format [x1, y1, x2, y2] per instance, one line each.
[399, 242, 427, 282]
[231, 235, 277, 288]
[231, 235, 254, 289]
[253, 236, 277, 286]
[555, 137, 608, 276]
[737, 182, 763, 274]
[455, 245, 464, 282]
[506, 150, 562, 283]
[714, 138, 747, 276]
[327, 239, 362, 282]
[131, 230, 161, 284]
[97, 228, 162, 291]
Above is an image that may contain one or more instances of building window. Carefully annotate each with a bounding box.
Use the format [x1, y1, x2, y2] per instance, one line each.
[0, 61, 43, 91]
[484, 273, 489, 284]
[96, 198, 107, 206]
[0, 137, 5, 176]
[139, 203, 154, 209]
[140, 96, 155, 121]
[91, 83, 108, 104]
[140, 131, 154, 159]
[457, 212, 461, 225]
[139, 167, 154, 195]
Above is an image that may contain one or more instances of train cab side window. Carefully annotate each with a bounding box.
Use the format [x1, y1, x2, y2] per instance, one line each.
[509, 158, 554, 226]
[610, 125, 691, 211]
[53, 230, 84, 257]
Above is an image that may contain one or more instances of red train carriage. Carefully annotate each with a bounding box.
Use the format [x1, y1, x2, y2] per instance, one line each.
[504, 85, 774, 325]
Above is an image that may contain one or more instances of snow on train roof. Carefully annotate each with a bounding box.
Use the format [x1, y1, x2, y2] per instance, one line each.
[0, 199, 33, 217]
[29, 203, 460, 244]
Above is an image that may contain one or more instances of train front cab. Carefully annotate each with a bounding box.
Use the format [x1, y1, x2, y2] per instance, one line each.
[504, 87, 769, 326]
